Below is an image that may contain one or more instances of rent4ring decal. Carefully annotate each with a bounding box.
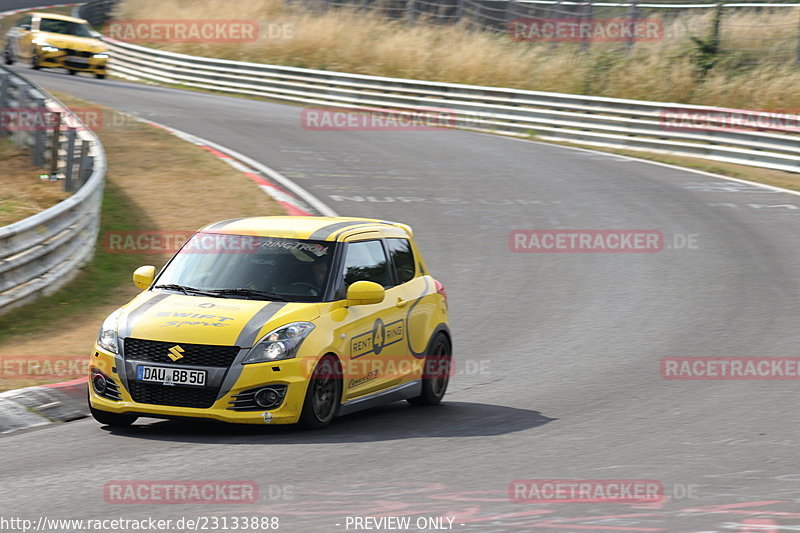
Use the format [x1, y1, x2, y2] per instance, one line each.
[350, 318, 405, 359]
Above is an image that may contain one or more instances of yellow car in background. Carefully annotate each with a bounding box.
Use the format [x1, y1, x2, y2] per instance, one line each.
[89, 217, 452, 429]
[3, 12, 109, 78]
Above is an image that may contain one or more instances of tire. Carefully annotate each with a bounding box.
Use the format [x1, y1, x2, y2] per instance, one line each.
[89, 404, 138, 427]
[95, 73, 106, 79]
[68, 69, 77, 76]
[299, 354, 342, 429]
[31, 53, 40, 70]
[3, 46, 13, 65]
[408, 332, 452, 406]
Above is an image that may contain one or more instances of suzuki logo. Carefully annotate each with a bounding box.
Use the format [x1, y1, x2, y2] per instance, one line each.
[167, 345, 185, 361]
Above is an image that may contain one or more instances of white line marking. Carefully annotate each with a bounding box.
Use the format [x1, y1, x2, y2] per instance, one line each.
[120, 113, 337, 217]
[482, 132, 800, 198]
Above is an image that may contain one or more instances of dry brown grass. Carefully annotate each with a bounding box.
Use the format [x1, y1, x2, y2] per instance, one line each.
[115, 0, 800, 109]
[0, 138, 67, 226]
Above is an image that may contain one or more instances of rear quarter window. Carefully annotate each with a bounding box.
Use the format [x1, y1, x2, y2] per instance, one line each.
[386, 238, 416, 284]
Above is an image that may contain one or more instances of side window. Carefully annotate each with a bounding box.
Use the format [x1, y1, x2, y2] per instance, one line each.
[386, 238, 416, 284]
[342, 241, 391, 289]
[17, 15, 32, 28]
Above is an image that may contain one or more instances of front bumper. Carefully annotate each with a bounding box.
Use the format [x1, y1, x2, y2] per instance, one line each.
[88, 346, 312, 425]
[37, 49, 107, 73]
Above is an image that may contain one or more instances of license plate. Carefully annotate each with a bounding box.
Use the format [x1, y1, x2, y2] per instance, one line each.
[67, 56, 88, 64]
[136, 365, 206, 387]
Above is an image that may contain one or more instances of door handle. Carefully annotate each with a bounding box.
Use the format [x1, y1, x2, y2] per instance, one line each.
[395, 298, 409, 308]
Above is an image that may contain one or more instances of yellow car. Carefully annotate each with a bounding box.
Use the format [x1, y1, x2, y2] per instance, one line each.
[89, 217, 451, 429]
[3, 12, 109, 78]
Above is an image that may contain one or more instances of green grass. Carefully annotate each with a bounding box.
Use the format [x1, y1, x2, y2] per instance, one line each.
[0, 181, 145, 344]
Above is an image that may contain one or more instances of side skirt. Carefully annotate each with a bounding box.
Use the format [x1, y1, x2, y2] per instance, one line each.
[338, 380, 422, 417]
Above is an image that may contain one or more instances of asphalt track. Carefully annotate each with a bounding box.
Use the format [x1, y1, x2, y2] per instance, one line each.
[2, 57, 800, 531]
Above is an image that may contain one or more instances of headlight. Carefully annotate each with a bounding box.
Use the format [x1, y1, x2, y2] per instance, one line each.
[242, 322, 315, 364]
[97, 308, 122, 354]
[93, 53, 109, 59]
[40, 46, 60, 53]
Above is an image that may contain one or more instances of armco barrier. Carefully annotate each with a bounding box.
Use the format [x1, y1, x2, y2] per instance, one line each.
[76, 1, 799, 173]
[0, 66, 106, 315]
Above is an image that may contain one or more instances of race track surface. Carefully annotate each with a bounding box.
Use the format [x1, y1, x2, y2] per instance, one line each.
[3, 65, 800, 532]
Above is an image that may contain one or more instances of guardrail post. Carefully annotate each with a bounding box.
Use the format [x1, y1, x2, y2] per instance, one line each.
[626, 0, 639, 54]
[454, 0, 463, 23]
[546, 0, 563, 49]
[49, 112, 62, 180]
[581, 0, 593, 53]
[506, 0, 518, 26]
[32, 98, 46, 166]
[795, 8, 800, 64]
[64, 128, 77, 191]
[13, 86, 27, 150]
[76, 141, 92, 187]
[0, 73, 8, 137]
[406, 0, 417, 25]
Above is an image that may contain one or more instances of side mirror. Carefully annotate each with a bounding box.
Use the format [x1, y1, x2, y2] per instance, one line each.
[345, 280, 385, 306]
[132, 265, 155, 290]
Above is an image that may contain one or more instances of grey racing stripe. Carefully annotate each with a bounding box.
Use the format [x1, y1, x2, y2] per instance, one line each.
[115, 292, 170, 393]
[234, 302, 288, 348]
[218, 302, 288, 400]
[118, 293, 170, 339]
[308, 221, 372, 241]
[203, 217, 248, 231]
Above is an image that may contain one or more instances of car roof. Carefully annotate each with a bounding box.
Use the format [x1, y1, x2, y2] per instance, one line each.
[31, 12, 88, 24]
[197, 216, 413, 241]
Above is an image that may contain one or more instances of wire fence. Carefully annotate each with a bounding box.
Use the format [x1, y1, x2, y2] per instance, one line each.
[75, 0, 800, 64]
[293, 0, 800, 62]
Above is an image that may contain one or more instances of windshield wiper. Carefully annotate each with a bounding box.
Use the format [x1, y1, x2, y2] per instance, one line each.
[204, 288, 289, 301]
[153, 284, 217, 297]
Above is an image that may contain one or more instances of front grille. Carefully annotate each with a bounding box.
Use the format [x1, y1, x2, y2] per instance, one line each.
[64, 60, 90, 69]
[64, 49, 92, 58]
[128, 381, 220, 409]
[124, 338, 240, 367]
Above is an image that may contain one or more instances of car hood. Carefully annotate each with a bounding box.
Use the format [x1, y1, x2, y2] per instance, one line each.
[118, 292, 319, 347]
[35, 32, 106, 53]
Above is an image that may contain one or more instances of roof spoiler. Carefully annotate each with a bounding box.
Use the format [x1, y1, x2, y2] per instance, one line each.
[385, 221, 413, 237]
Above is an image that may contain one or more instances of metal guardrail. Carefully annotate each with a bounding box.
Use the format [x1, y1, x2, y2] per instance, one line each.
[72, 4, 799, 174]
[0, 66, 106, 315]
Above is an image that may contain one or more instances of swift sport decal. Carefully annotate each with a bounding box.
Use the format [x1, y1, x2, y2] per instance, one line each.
[152, 311, 235, 328]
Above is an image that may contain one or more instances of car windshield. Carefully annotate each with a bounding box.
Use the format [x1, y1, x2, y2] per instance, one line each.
[154, 233, 335, 302]
[38, 18, 93, 38]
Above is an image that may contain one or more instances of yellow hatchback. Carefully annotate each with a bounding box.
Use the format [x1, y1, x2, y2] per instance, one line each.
[89, 217, 451, 429]
[3, 13, 109, 78]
